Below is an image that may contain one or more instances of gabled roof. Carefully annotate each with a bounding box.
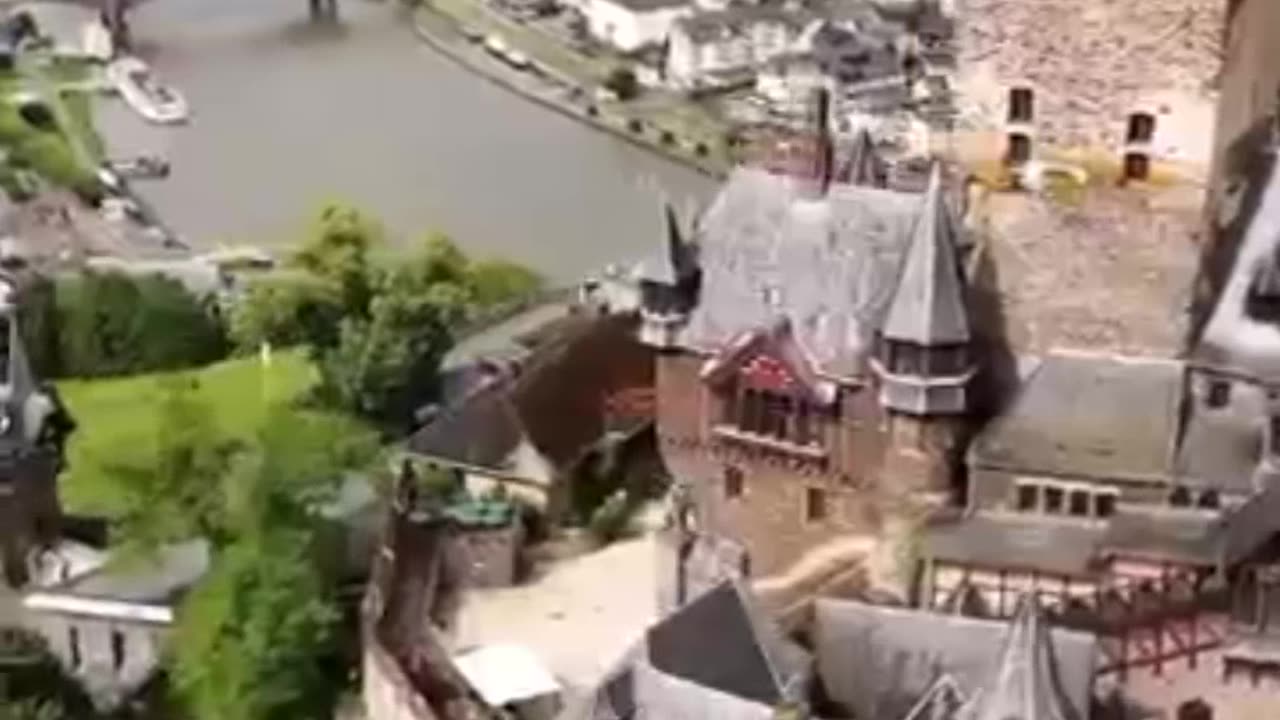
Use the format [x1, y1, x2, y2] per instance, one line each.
[882, 163, 970, 346]
[646, 580, 809, 706]
[406, 312, 654, 474]
[955, 596, 1082, 720]
[903, 674, 965, 720]
[678, 166, 925, 378]
[699, 317, 839, 405]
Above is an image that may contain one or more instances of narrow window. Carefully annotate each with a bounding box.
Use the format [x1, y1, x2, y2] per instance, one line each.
[741, 389, 764, 433]
[1198, 490, 1221, 510]
[724, 466, 744, 499]
[793, 401, 813, 445]
[1126, 112, 1156, 143]
[111, 630, 125, 672]
[1008, 87, 1034, 123]
[1015, 483, 1038, 512]
[805, 487, 828, 522]
[1269, 415, 1280, 453]
[69, 627, 81, 669]
[1123, 152, 1150, 181]
[1043, 486, 1064, 514]
[1169, 485, 1192, 507]
[1095, 492, 1117, 518]
[1207, 379, 1231, 409]
[1068, 489, 1090, 517]
[1006, 133, 1031, 165]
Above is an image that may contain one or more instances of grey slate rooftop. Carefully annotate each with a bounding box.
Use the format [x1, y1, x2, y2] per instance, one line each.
[678, 164, 961, 378]
[968, 353, 1183, 484]
[49, 539, 209, 605]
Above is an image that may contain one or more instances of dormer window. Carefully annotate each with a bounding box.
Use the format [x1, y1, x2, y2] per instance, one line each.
[1207, 379, 1231, 409]
[728, 386, 818, 446]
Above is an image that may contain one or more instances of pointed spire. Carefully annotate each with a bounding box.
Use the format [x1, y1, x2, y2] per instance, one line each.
[881, 162, 970, 346]
[956, 595, 1080, 720]
[842, 129, 886, 187]
[636, 190, 686, 285]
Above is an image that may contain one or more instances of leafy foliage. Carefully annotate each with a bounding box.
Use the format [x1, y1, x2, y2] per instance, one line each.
[227, 271, 343, 353]
[170, 531, 341, 720]
[467, 258, 544, 309]
[289, 203, 382, 324]
[54, 271, 228, 379]
[603, 66, 639, 101]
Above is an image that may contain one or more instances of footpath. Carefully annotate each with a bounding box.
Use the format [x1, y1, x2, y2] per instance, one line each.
[410, 0, 732, 179]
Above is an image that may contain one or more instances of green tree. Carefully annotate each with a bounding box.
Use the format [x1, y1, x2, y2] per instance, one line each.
[467, 258, 544, 309]
[603, 66, 639, 101]
[99, 376, 240, 556]
[55, 271, 228, 378]
[316, 281, 454, 431]
[227, 270, 344, 353]
[288, 203, 382, 325]
[170, 530, 341, 720]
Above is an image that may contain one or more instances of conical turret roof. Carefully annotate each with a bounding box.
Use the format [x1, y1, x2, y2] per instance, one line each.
[881, 162, 970, 346]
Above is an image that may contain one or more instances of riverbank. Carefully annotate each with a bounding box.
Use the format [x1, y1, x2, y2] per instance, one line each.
[410, 2, 729, 181]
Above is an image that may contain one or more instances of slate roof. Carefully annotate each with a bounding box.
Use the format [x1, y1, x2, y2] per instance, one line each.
[678, 165, 957, 378]
[954, 596, 1083, 720]
[813, 596, 1096, 720]
[596, 0, 688, 13]
[923, 514, 1106, 577]
[881, 164, 970, 346]
[44, 539, 210, 605]
[635, 195, 696, 286]
[968, 353, 1183, 484]
[646, 580, 808, 705]
[407, 312, 654, 474]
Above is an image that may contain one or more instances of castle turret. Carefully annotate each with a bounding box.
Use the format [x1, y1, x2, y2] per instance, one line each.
[637, 193, 699, 348]
[873, 162, 974, 416]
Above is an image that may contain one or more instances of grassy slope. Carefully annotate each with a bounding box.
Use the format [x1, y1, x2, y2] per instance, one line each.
[57, 351, 317, 515]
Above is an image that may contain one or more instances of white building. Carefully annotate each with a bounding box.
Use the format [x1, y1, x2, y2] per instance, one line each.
[665, 5, 812, 91]
[584, 0, 692, 53]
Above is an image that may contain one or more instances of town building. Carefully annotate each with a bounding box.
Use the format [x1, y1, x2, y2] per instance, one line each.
[636, 94, 976, 586]
[0, 271, 75, 588]
[21, 539, 209, 710]
[665, 5, 812, 92]
[949, 0, 1225, 183]
[582, 0, 691, 53]
[564, 579, 1097, 720]
[404, 309, 656, 524]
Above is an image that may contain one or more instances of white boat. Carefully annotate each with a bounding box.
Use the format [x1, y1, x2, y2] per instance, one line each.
[107, 56, 188, 124]
[505, 50, 530, 69]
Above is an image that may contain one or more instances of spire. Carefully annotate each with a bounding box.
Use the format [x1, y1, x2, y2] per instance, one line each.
[882, 162, 970, 346]
[956, 595, 1080, 720]
[636, 191, 687, 286]
[841, 129, 886, 187]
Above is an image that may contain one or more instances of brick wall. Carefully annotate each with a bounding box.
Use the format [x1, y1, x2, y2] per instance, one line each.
[950, 0, 1225, 181]
[656, 351, 960, 577]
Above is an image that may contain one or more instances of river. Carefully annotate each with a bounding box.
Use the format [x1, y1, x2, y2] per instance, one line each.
[93, 0, 714, 281]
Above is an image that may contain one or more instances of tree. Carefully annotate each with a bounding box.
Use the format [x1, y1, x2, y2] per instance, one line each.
[170, 530, 341, 720]
[603, 66, 639, 101]
[467, 258, 544, 309]
[288, 203, 382, 326]
[98, 375, 240, 556]
[228, 270, 344, 353]
[55, 271, 228, 378]
[316, 280, 455, 431]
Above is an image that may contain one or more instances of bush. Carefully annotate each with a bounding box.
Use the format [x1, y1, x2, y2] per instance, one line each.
[467, 259, 544, 309]
[228, 271, 344, 353]
[603, 67, 639, 101]
[55, 271, 229, 378]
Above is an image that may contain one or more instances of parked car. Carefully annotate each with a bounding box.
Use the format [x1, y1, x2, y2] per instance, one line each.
[104, 155, 171, 180]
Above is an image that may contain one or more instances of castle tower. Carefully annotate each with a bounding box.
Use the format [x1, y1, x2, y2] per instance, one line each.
[873, 163, 974, 496]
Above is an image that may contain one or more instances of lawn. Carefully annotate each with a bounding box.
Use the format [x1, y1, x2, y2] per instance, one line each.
[57, 350, 318, 515]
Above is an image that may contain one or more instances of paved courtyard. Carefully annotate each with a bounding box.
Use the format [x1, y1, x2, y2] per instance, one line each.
[453, 530, 659, 702]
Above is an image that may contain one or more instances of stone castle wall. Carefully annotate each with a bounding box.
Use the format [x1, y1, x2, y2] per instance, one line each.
[949, 0, 1226, 181]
